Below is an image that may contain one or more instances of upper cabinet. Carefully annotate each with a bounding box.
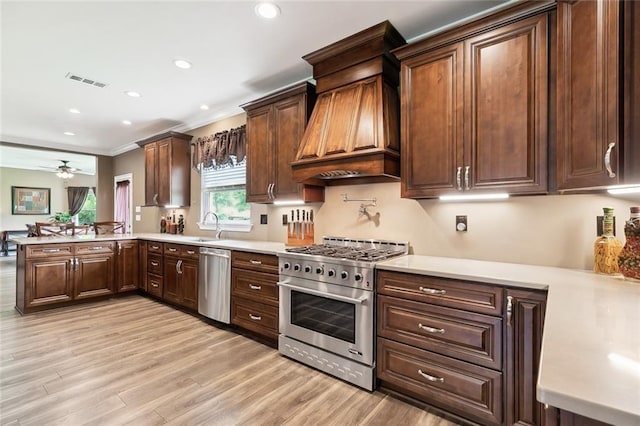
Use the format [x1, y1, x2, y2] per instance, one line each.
[557, 0, 640, 190]
[137, 132, 192, 207]
[395, 3, 551, 198]
[241, 82, 324, 204]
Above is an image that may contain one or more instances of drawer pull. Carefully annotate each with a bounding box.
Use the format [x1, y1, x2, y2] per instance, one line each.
[506, 295, 513, 327]
[151, 245, 160, 249]
[151, 283, 159, 288]
[249, 259, 262, 265]
[42, 248, 61, 253]
[187, 250, 195, 255]
[249, 284, 262, 291]
[418, 286, 446, 295]
[417, 369, 444, 383]
[151, 261, 159, 267]
[418, 323, 445, 334]
[168, 248, 177, 252]
[248, 314, 262, 321]
[88, 246, 104, 250]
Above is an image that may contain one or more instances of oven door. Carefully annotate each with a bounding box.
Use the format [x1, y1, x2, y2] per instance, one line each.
[278, 276, 374, 366]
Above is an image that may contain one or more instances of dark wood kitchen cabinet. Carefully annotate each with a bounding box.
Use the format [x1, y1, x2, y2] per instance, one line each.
[144, 241, 164, 298]
[115, 240, 139, 293]
[545, 406, 611, 426]
[163, 243, 198, 311]
[395, 4, 550, 198]
[241, 82, 324, 204]
[557, 0, 640, 190]
[377, 270, 548, 426]
[73, 242, 115, 300]
[231, 251, 279, 343]
[138, 131, 192, 207]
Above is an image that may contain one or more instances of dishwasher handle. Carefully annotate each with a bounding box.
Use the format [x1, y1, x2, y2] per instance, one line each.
[200, 249, 230, 259]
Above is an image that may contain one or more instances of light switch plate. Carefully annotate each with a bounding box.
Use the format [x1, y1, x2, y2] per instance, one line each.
[135, 206, 141, 213]
[135, 214, 141, 221]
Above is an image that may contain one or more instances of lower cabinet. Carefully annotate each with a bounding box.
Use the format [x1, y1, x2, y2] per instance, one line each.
[544, 406, 611, 426]
[231, 251, 279, 343]
[73, 253, 115, 300]
[376, 270, 547, 426]
[163, 243, 199, 311]
[115, 240, 139, 292]
[23, 252, 74, 310]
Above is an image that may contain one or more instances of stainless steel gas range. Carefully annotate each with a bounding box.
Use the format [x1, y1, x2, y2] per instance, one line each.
[277, 237, 409, 390]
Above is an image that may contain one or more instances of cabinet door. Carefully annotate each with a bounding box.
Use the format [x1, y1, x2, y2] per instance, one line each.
[505, 289, 547, 426]
[400, 43, 464, 198]
[157, 138, 172, 205]
[144, 143, 158, 205]
[245, 105, 273, 203]
[273, 96, 305, 200]
[116, 241, 139, 292]
[163, 257, 180, 304]
[139, 241, 147, 292]
[74, 254, 115, 299]
[466, 13, 548, 194]
[557, 0, 620, 189]
[25, 258, 73, 308]
[179, 258, 198, 311]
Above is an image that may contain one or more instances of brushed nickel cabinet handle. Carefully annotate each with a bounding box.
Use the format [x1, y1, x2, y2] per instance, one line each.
[464, 165, 470, 190]
[456, 166, 462, 190]
[118, 244, 122, 255]
[418, 323, 445, 334]
[418, 286, 446, 295]
[417, 369, 444, 383]
[151, 282, 159, 288]
[249, 284, 262, 290]
[249, 314, 262, 321]
[42, 248, 60, 253]
[249, 259, 262, 265]
[604, 142, 616, 178]
[151, 245, 160, 250]
[153, 193, 158, 205]
[506, 295, 513, 327]
[176, 259, 183, 275]
[151, 261, 159, 267]
[168, 248, 177, 252]
[89, 246, 105, 251]
[187, 250, 195, 255]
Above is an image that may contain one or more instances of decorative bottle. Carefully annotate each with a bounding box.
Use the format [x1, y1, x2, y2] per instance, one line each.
[593, 207, 623, 275]
[618, 207, 640, 282]
[160, 216, 167, 233]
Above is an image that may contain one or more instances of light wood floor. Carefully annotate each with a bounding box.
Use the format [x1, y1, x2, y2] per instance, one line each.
[0, 256, 458, 425]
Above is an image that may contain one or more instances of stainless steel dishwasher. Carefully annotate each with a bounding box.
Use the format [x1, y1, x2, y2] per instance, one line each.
[198, 247, 231, 323]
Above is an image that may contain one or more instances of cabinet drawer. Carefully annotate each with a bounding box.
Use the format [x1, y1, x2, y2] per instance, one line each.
[26, 244, 73, 259]
[232, 269, 278, 306]
[231, 297, 278, 340]
[75, 241, 114, 255]
[164, 243, 199, 259]
[147, 274, 163, 297]
[378, 295, 502, 370]
[147, 242, 163, 253]
[231, 251, 278, 274]
[378, 338, 502, 425]
[377, 271, 503, 316]
[147, 255, 163, 275]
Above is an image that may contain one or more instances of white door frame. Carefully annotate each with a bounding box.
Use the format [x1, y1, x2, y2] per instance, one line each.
[114, 173, 133, 232]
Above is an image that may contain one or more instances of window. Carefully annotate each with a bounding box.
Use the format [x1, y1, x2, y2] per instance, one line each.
[76, 189, 96, 225]
[200, 159, 250, 231]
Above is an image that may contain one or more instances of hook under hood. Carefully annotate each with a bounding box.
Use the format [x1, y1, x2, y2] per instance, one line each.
[290, 21, 406, 186]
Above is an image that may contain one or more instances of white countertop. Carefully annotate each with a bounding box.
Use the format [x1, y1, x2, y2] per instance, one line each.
[377, 255, 640, 426]
[10, 233, 286, 256]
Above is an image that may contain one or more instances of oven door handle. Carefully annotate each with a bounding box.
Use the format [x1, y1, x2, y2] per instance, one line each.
[277, 281, 367, 305]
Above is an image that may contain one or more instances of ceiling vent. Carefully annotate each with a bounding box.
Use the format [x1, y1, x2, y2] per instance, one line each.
[65, 72, 108, 88]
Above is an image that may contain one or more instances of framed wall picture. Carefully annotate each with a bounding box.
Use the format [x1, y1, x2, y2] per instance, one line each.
[11, 186, 51, 215]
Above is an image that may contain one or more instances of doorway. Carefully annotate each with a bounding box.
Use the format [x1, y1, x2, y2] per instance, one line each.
[114, 173, 133, 233]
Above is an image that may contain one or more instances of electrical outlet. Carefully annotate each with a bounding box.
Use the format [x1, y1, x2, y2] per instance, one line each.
[260, 214, 268, 225]
[282, 214, 288, 225]
[456, 215, 468, 232]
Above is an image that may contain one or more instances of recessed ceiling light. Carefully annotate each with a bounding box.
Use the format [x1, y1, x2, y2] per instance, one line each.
[63, 131, 75, 136]
[125, 90, 141, 98]
[200, 104, 209, 110]
[69, 108, 80, 114]
[122, 120, 132, 125]
[173, 59, 192, 69]
[255, 2, 280, 19]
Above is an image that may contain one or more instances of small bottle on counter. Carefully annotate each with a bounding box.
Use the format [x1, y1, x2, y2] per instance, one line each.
[593, 207, 623, 275]
[618, 206, 640, 282]
[160, 216, 167, 233]
[178, 215, 184, 234]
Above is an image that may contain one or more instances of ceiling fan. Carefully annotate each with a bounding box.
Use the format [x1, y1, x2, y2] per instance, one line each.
[55, 160, 80, 179]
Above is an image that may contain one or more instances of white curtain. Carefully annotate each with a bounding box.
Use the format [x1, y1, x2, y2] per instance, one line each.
[115, 180, 130, 232]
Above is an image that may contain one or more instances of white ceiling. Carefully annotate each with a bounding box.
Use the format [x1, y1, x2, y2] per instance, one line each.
[1, 0, 510, 158]
[0, 145, 96, 175]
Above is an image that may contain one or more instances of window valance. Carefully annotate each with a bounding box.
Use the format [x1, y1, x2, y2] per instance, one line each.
[192, 125, 246, 171]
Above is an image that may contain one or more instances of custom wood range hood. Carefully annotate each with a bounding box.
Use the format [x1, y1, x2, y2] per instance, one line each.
[291, 21, 406, 186]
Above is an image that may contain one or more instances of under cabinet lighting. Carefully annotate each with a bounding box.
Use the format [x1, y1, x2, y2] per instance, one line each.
[164, 205, 180, 208]
[439, 193, 509, 202]
[273, 200, 304, 206]
[607, 185, 640, 195]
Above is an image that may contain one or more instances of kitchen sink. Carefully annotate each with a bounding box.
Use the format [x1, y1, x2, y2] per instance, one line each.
[183, 237, 223, 243]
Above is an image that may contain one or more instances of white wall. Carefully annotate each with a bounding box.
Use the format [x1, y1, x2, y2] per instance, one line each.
[0, 167, 96, 230]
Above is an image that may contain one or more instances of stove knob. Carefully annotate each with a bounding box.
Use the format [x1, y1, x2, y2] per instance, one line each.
[327, 269, 336, 277]
[283, 262, 291, 270]
[341, 271, 349, 280]
[354, 273, 363, 282]
[316, 266, 324, 275]
[304, 265, 312, 273]
[293, 264, 301, 272]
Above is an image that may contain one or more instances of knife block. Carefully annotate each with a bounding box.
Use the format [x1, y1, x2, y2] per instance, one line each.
[287, 223, 314, 247]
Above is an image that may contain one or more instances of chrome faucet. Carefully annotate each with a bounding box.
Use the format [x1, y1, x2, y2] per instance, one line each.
[202, 211, 223, 239]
